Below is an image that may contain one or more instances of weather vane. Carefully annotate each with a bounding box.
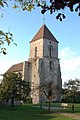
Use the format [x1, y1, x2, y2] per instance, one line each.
[43, 14, 45, 24]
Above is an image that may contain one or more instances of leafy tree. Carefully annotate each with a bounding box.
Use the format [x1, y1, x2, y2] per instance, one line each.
[0, 73, 31, 108]
[0, 1, 16, 54]
[16, 73, 31, 103]
[12, 0, 80, 21]
[63, 79, 80, 112]
[0, 30, 15, 55]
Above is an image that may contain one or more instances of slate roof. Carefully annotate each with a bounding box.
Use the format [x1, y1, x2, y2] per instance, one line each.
[30, 24, 58, 43]
[4, 62, 23, 74]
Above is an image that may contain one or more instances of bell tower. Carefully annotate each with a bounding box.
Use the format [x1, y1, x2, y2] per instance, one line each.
[29, 25, 62, 104]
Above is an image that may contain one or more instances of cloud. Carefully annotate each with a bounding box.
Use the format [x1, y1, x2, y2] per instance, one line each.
[59, 47, 76, 60]
[61, 57, 80, 71]
[59, 47, 80, 84]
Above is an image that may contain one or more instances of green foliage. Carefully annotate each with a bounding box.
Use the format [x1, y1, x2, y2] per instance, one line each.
[0, 73, 31, 105]
[0, 30, 14, 54]
[63, 79, 80, 102]
[63, 79, 80, 112]
[0, 1, 16, 54]
[12, 0, 80, 21]
[1, 0, 80, 21]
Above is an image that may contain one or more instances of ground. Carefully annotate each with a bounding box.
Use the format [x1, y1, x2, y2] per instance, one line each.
[59, 113, 80, 120]
[0, 103, 80, 120]
[36, 103, 80, 120]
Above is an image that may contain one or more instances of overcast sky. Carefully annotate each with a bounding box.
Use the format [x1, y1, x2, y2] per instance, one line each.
[0, 1, 80, 84]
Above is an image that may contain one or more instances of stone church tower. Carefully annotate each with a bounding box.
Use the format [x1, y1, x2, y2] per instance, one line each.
[4, 24, 62, 104]
[29, 24, 62, 104]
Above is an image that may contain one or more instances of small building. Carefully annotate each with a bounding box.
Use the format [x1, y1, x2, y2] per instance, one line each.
[4, 24, 62, 104]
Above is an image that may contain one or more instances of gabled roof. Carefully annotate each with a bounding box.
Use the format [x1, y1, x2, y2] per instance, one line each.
[4, 62, 23, 74]
[30, 24, 58, 43]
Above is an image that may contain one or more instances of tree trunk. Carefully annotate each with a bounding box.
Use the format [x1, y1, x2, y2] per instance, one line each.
[40, 93, 42, 109]
[48, 98, 51, 112]
[11, 93, 14, 110]
[72, 103, 74, 113]
[72, 96, 75, 112]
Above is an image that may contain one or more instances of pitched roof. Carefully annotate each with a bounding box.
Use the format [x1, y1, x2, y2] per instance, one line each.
[30, 24, 58, 43]
[4, 62, 23, 74]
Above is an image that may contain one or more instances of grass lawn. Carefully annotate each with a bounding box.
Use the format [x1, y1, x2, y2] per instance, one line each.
[0, 104, 76, 120]
[38, 102, 80, 113]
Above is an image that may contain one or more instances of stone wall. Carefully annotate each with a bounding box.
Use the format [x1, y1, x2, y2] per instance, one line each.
[29, 58, 40, 104]
[23, 61, 30, 82]
[38, 58, 62, 102]
[29, 57, 62, 104]
[29, 34, 62, 104]
[29, 38, 43, 58]
[43, 38, 58, 58]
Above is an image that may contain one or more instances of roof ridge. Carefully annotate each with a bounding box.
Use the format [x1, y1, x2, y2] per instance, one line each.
[4, 62, 23, 75]
[43, 24, 45, 38]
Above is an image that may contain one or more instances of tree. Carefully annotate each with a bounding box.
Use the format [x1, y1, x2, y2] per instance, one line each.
[63, 79, 80, 112]
[0, 73, 31, 108]
[0, 30, 17, 55]
[11, 0, 80, 21]
[0, 1, 16, 54]
[40, 81, 61, 112]
[31, 80, 61, 112]
[0, 0, 80, 54]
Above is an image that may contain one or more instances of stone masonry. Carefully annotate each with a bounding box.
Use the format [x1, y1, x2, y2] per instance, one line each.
[4, 24, 62, 104]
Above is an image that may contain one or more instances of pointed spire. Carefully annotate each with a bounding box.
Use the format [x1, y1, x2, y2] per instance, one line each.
[30, 24, 59, 43]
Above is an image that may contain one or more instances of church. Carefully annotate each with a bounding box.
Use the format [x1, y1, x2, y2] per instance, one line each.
[5, 24, 62, 104]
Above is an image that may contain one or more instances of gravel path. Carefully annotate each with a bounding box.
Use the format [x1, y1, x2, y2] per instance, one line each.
[59, 113, 80, 120]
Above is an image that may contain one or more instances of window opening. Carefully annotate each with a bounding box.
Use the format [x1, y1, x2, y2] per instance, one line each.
[35, 47, 37, 57]
[49, 45, 53, 58]
[50, 62, 52, 70]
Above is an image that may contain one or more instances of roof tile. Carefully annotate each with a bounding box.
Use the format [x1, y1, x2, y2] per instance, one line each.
[30, 24, 58, 43]
[5, 62, 23, 74]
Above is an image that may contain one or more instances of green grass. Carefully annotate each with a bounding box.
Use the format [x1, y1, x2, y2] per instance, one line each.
[0, 104, 76, 120]
[61, 103, 80, 113]
[37, 102, 80, 113]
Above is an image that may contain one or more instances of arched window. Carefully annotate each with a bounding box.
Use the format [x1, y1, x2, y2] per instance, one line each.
[49, 62, 52, 70]
[35, 47, 37, 57]
[49, 45, 53, 58]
